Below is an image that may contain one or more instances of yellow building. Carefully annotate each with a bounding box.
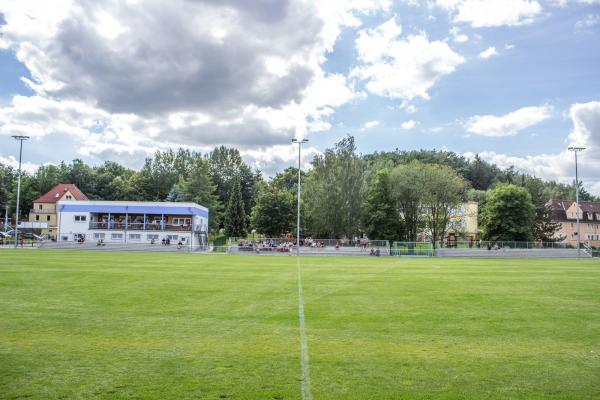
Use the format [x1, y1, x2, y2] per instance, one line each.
[447, 201, 480, 240]
[28, 184, 88, 240]
[547, 199, 600, 247]
[418, 201, 480, 242]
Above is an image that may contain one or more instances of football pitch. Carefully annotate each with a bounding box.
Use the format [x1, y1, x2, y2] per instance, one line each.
[1, 251, 599, 399]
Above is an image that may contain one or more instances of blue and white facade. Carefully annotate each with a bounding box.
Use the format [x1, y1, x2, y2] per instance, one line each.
[56, 200, 209, 246]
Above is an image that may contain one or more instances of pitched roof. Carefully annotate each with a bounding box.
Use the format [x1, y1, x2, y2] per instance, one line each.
[546, 199, 600, 222]
[33, 184, 88, 204]
[577, 201, 600, 213]
[546, 199, 573, 211]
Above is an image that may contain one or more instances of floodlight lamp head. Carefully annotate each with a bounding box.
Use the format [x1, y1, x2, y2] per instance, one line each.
[11, 135, 30, 141]
[568, 146, 586, 151]
[291, 138, 308, 144]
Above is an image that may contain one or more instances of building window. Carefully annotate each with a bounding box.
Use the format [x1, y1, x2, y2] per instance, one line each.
[74, 215, 87, 222]
[93, 233, 105, 239]
[46, 215, 51, 221]
[38, 204, 43, 210]
[61, 236, 69, 241]
[66, 195, 72, 200]
[35, 215, 40, 221]
[172, 218, 191, 226]
[167, 234, 179, 240]
[147, 234, 159, 240]
[111, 233, 123, 240]
[129, 234, 141, 240]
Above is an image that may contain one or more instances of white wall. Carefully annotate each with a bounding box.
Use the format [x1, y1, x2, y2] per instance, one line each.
[58, 210, 199, 245]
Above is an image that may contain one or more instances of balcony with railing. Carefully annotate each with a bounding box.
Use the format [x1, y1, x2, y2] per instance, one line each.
[88, 213, 193, 232]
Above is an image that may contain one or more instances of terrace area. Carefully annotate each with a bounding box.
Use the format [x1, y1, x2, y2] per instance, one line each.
[88, 213, 193, 231]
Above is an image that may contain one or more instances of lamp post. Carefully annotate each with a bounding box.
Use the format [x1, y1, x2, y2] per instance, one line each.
[568, 146, 585, 257]
[3, 205, 8, 232]
[12, 135, 29, 248]
[292, 138, 308, 256]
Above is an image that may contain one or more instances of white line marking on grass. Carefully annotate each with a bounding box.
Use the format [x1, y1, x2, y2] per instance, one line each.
[297, 256, 313, 400]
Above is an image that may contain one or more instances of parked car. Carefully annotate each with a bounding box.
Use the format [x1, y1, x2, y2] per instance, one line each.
[22, 232, 44, 241]
[2, 230, 44, 241]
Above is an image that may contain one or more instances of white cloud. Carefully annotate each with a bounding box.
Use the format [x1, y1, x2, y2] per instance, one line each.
[241, 145, 322, 176]
[450, 26, 469, 43]
[0, 0, 390, 174]
[479, 46, 498, 59]
[468, 101, 600, 195]
[387, 100, 418, 113]
[547, 0, 600, 6]
[361, 120, 380, 130]
[351, 17, 464, 101]
[465, 105, 553, 137]
[0, 154, 40, 174]
[575, 14, 600, 30]
[401, 120, 418, 129]
[436, 0, 543, 27]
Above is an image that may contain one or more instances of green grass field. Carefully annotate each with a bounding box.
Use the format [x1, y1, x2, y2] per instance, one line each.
[1, 250, 599, 399]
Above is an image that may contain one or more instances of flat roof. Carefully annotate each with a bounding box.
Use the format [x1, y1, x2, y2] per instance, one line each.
[57, 200, 209, 218]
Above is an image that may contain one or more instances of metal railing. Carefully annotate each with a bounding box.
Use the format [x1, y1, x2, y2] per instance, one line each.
[437, 240, 575, 250]
[89, 222, 192, 231]
[391, 242, 434, 257]
[582, 242, 593, 257]
[229, 237, 388, 247]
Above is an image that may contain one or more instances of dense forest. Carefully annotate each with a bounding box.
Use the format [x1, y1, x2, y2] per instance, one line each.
[1, 136, 597, 242]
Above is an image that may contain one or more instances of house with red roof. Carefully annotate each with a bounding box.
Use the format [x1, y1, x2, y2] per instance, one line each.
[28, 184, 88, 240]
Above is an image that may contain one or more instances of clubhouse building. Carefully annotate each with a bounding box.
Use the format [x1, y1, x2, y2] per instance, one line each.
[56, 200, 209, 246]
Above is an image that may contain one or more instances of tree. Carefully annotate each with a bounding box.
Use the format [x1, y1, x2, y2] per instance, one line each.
[362, 169, 404, 241]
[0, 164, 15, 216]
[532, 203, 562, 242]
[271, 167, 305, 193]
[182, 156, 221, 230]
[32, 164, 61, 195]
[250, 183, 295, 237]
[224, 176, 246, 237]
[60, 159, 96, 198]
[304, 136, 365, 238]
[209, 146, 260, 227]
[166, 184, 183, 202]
[482, 184, 535, 241]
[420, 163, 468, 244]
[388, 162, 424, 241]
[465, 154, 495, 190]
[93, 161, 135, 200]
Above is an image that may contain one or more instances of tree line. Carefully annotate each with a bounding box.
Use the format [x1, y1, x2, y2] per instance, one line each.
[1, 136, 596, 242]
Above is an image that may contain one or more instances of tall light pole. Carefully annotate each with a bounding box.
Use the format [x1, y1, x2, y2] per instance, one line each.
[292, 138, 308, 256]
[12, 135, 30, 247]
[568, 146, 585, 257]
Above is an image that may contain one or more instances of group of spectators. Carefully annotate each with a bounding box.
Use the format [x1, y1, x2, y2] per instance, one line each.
[238, 239, 294, 253]
[238, 235, 376, 253]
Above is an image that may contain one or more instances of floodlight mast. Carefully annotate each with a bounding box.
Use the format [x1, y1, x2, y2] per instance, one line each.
[568, 146, 585, 257]
[12, 135, 30, 248]
[292, 138, 308, 256]
[3, 205, 8, 232]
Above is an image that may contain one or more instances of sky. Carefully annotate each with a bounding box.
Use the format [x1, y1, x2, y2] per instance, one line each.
[0, 0, 599, 193]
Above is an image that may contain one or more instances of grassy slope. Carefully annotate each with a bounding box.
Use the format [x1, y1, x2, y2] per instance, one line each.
[0, 251, 599, 399]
